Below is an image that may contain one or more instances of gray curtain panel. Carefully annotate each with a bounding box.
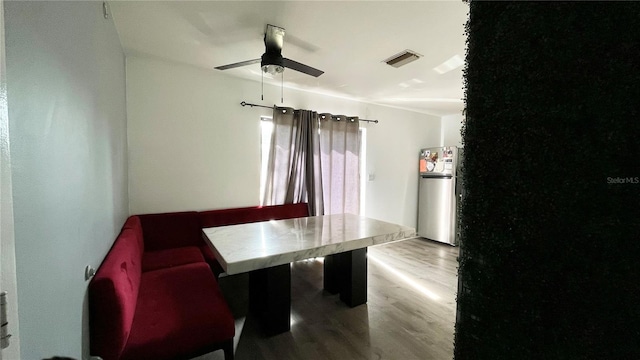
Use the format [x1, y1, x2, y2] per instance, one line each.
[319, 114, 360, 215]
[262, 107, 324, 215]
[263, 107, 360, 216]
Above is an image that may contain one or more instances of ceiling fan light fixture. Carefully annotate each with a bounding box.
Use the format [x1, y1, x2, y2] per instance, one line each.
[262, 64, 284, 75]
[383, 50, 422, 68]
[261, 52, 284, 75]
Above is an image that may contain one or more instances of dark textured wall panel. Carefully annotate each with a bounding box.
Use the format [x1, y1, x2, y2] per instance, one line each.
[455, 2, 640, 359]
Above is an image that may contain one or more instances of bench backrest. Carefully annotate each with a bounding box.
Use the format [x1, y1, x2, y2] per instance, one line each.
[89, 216, 144, 360]
[199, 203, 310, 228]
[138, 211, 202, 251]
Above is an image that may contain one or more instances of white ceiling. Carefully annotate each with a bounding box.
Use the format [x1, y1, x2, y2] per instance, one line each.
[110, 1, 468, 116]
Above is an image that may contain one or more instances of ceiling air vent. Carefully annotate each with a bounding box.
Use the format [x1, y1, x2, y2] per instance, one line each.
[383, 50, 422, 68]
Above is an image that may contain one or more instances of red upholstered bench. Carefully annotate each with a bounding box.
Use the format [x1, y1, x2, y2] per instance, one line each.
[89, 218, 235, 360]
[136, 203, 310, 276]
[89, 203, 309, 360]
[198, 203, 310, 228]
[136, 212, 206, 272]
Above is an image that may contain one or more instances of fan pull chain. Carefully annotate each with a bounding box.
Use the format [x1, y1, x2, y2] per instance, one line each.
[261, 70, 264, 101]
[281, 71, 284, 103]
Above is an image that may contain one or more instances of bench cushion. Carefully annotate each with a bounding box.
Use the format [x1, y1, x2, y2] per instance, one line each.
[139, 211, 202, 251]
[142, 246, 205, 272]
[89, 227, 144, 360]
[121, 263, 235, 360]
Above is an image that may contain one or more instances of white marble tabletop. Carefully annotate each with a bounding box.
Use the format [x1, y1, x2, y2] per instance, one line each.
[202, 213, 416, 275]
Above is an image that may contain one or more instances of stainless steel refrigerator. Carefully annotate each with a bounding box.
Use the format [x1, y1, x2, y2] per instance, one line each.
[417, 146, 462, 245]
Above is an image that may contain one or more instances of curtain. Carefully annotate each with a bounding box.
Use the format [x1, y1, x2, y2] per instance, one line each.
[262, 107, 360, 216]
[319, 114, 360, 215]
[262, 107, 324, 215]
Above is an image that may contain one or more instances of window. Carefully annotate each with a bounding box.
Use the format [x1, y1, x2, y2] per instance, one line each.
[259, 116, 367, 214]
[359, 127, 367, 216]
[259, 116, 273, 205]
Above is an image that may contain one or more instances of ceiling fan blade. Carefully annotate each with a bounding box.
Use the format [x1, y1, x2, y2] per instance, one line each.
[283, 58, 324, 77]
[215, 58, 261, 70]
[264, 24, 285, 53]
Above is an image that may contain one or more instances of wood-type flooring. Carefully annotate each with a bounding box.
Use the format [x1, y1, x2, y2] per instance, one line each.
[193, 237, 459, 360]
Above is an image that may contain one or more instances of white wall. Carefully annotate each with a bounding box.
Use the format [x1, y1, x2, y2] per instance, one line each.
[0, 0, 20, 358]
[441, 113, 464, 148]
[363, 106, 440, 226]
[4, 2, 128, 359]
[127, 56, 440, 228]
[127, 56, 262, 214]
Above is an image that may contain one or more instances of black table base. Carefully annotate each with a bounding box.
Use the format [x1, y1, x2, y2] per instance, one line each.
[248, 248, 367, 336]
[324, 248, 368, 307]
[249, 263, 291, 336]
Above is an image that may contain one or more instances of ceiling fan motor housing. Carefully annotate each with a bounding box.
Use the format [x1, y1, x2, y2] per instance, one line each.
[261, 51, 284, 74]
[261, 25, 285, 74]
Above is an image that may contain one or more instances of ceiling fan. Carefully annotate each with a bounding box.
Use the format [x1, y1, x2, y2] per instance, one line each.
[215, 24, 324, 78]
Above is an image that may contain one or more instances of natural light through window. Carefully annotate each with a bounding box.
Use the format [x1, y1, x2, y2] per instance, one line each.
[259, 116, 367, 212]
[368, 253, 441, 301]
[260, 116, 273, 205]
[359, 127, 367, 216]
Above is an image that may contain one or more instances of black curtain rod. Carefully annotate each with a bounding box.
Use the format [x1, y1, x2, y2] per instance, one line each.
[240, 101, 379, 124]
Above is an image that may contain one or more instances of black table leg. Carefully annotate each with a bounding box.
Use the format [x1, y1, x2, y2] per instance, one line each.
[323, 248, 368, 307]
[249, 263, 291, 336]
[339, 248, 368, 307]
[323, 253, 342, 294]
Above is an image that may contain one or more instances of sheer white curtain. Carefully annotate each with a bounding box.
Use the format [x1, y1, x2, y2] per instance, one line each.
[262, 108, 360, 216]
[319, 114, 360, 215]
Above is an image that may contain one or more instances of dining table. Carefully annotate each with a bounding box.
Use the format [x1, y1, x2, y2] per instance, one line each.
[202, 213, 416, 335]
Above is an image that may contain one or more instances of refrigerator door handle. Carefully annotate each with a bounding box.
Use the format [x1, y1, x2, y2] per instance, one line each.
[455, 177, 458, 196]
[420, 175, 453, 179]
